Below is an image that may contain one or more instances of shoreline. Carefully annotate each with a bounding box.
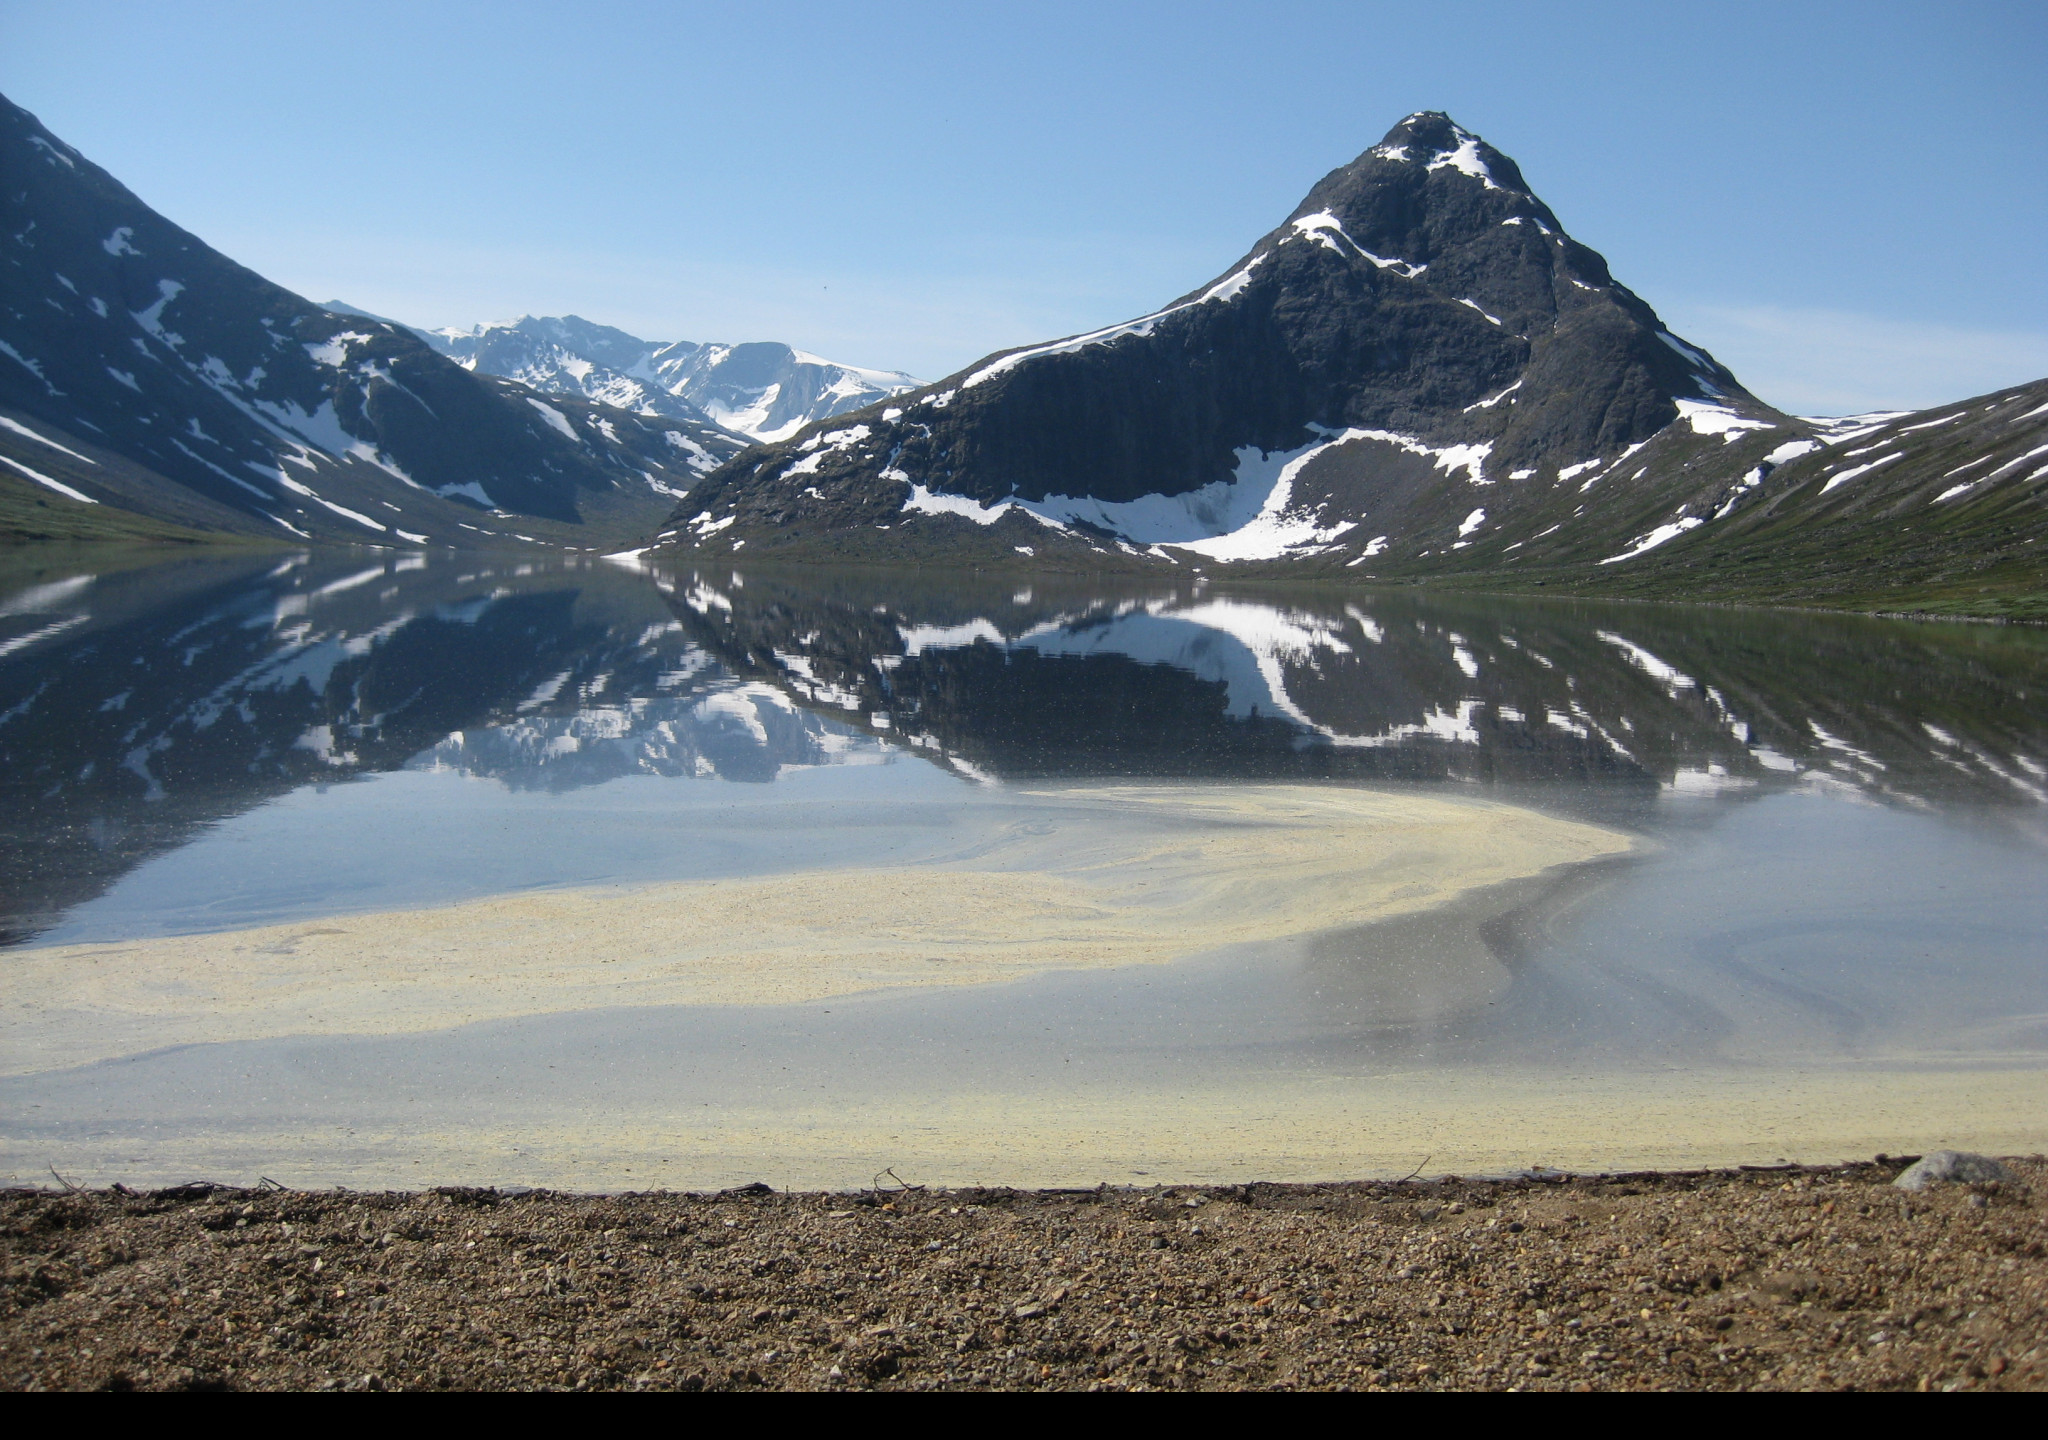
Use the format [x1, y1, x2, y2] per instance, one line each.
[6, 540, 2040, 627]
[5, 1157, 2041, 1391]
[13, 1059, 2042, 1195]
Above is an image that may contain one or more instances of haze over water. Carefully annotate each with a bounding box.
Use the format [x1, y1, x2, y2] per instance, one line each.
[1, 550, 2044, 1188]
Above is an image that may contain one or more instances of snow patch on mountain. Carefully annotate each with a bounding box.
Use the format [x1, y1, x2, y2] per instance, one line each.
[900, 483, 1071, 532]
[892, 426, 1506, 561]
[524, 397, 578, 440]
[1, 452, 98, 503]
[1601, 517, 1704, 564]
[664, 431, 724, 474]
[0, 414, 98, 466]
[1819, 452, 1904, 495]
[1803, 412, 1912, 446]
[304, 332, 371, 367]
[1425, 128, 1505, 191]
[1674, 399, 1775, 443]
[1289, 212, 1427, 277]
[1463, 380, 1521, 413]
[1762, 439, 1820, 467]
[1658, 331, 1717, 372]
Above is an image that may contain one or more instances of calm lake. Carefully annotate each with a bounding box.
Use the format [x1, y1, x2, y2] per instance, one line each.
[2, 548, 2044, 1188]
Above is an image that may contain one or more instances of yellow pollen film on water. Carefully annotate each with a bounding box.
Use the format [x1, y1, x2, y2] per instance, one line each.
[0, 784, 1632, 1075]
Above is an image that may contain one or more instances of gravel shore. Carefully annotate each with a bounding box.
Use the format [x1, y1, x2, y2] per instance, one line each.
[5, 1157, 2043, 1391]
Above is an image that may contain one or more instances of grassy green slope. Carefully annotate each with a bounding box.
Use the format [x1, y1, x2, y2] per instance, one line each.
[1484, 379, 2048, 619]
[0, 470, 278, 547]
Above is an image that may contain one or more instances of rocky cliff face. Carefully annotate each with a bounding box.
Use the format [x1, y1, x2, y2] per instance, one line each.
[0, 95, 744, 547]
[656, 113, 1805, 570]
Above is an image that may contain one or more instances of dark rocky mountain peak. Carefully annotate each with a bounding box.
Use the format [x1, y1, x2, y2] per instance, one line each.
[656, 113, 1783, 572]
[1361, 112, 1534, 192]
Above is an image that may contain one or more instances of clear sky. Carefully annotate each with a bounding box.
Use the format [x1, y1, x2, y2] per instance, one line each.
[4, 0, 2043, 414]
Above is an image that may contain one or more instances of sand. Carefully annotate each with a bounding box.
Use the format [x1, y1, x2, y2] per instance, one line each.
[14, 1060, 2043, 1195]
[0, 785, 1632, 1076]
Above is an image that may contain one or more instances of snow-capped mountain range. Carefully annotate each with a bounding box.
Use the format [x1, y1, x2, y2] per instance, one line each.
[390, 312, 921, 444]
[1, 86, 2038, 609]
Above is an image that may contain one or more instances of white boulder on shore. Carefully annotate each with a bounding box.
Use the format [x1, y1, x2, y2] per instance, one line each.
[1892, 1150, 2015, 1190]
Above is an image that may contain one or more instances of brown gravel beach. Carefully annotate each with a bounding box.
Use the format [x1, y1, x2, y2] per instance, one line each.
[4, 1157, 2044, 1391]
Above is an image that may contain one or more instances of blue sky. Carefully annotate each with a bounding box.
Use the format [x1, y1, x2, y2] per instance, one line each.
[4, 0, 2043, 413]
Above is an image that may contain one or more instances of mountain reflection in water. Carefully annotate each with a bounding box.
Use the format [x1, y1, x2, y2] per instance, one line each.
[1, 549, 2045, 945]
[664, 567, 2048, 804]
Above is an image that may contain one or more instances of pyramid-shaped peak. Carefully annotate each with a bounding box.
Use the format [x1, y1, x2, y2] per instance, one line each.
[1378, 111, 1465, 151]
[1366, 112, 1530, 194]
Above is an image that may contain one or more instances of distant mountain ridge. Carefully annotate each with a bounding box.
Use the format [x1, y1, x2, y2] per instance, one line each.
[0, 94, 745, 548]
[388, 312, 922, 444]
[651, 112, 2045, 616]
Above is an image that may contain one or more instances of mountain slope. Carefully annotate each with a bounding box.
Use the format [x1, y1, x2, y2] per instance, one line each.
[1551, 377, 2048, 618]
[653, 113, 1814, 571]
[0, 95, 745, 548]
[411, 314, 921, 443]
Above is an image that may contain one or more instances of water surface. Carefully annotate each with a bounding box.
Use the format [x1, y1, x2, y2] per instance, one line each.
[2, 549, 2043, 1186]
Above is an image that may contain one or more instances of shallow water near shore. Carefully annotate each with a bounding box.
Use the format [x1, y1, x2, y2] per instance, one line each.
[1, 549, 2044, 1188]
